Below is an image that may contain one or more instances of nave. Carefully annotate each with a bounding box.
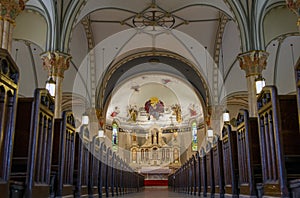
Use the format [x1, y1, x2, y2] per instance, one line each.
[121, 187, 199, 198]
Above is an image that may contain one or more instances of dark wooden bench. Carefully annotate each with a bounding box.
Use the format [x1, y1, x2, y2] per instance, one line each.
[206, 142, 215, 197]
[100, 143, 107, 196]
[236, 109, 262, 197]
[200, 147, 207, 197]
[104, 147, 113, 195]
[212, 135, 225, 198]
[257, 86, 300, 197]
[11, 88, 55, 197]
[191, 155, 197, 195]
[294, 57, 300, 130]
[0, 49, 19, 197]
[90, 135, 103, 197]
[195, 151, 201, 196]
[73, 125, 90, 197]
[51, 111, 76, 197]
[221, 124, 239, 197]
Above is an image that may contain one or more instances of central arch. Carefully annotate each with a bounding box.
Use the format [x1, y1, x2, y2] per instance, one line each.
[96, 48, 212, 118]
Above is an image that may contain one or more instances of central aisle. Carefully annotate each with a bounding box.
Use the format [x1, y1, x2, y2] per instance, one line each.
[122, 187, 200, 198]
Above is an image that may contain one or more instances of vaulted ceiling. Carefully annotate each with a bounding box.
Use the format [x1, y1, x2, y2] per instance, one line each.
[9, 0, 300, 125]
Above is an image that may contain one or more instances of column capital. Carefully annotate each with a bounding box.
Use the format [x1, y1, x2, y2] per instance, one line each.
[238, 50, 269, 77]
[41, 51, 71, 78]
[96, 108, 105, 127]
[0, 0, 27, 22]
[286, 0, 300, 26]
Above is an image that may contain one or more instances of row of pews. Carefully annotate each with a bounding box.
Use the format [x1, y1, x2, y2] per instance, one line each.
[0, 49, 144, 198]
[168, 85, 300, 197]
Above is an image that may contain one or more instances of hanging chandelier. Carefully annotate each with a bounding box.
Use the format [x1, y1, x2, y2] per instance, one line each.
[132, 0, 175, 29]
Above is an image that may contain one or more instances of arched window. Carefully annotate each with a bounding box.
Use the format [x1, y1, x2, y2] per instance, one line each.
[191, 121, 197, 151]
[145, 149, 149, 161]
[132, 148, 137, 162]
[112, 121, 118, 151]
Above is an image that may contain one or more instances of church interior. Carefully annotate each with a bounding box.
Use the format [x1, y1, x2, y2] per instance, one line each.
[0, 0, 300, 197]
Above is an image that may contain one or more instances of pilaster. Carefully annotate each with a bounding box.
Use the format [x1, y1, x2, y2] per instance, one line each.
[42, 51, 71, 118]
[238, 50, 269, 117]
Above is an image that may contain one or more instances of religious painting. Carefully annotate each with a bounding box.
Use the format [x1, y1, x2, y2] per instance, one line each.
[144, 97, 164, 120]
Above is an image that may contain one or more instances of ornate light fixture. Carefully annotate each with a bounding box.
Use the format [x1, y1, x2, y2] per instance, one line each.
[98, 127, 105, 138]
[255, 74, 266, 94]
[81, 112, 89, 125]
[132, 0, 175, 29]
[207, 127, 214, 138]
[45, 76, 56, 97]
[45, 68, 56, 97]
[222, 109, 230, 123]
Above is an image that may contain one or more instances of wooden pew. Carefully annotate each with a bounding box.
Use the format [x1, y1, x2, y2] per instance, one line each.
[188, 157, 195, 195]
[191, 155, 197, 195]
[0, 49, 19, 197]
[92, 136, 103, 197]
[185, 159, 193, 194]
[10, 88, 55, 197]
[119, 158, 125, 195]
[236, 109, 262, 197]
[51, 111, 76, 197]
[212, 135, 225, 198]
[88, 135, 100, 197]
[110, 152, 116, 197]
[105, 148, 112, 195]
[295, 57, 300, 130]
[195, 151, 201, 196]
[257, 86, 300, 197]
[206, 142, 215, 197]
[222, 124, 239, 197]
[73, 125, 90, 197]
[98, 142, 107, 197]
[200, 147, 207, 197]
[114, 156, 121, 196]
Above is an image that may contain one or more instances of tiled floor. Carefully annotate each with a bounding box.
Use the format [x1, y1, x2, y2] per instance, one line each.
[121, 187, 200, 198]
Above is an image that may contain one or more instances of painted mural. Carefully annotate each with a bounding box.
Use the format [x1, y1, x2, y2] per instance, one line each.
[106, 74, 204, 129]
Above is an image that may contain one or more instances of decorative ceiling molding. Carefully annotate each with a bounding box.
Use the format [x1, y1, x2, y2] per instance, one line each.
[213, 13, 229, 104]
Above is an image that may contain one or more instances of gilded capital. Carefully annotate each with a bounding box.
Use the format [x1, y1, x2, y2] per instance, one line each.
[238, 50, 269, 77]
[0, 0, 27, 22]
[96, 108, 105, 127]
[42, 51, 71, 78]
[286, 0, 300, 26]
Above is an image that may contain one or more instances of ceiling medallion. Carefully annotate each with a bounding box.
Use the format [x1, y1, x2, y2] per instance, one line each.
[132, 1, 175, 29]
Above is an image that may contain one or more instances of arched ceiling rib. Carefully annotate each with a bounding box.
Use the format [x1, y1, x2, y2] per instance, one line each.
[97, 52, 209, 111]
[75, 0, 234, 26]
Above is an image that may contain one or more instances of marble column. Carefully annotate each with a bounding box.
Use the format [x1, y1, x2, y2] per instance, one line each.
[42, 51, 71, 118]
[286, 0, 300, 32]
[0, 0, 27, 53]
[238, 50, 269, 117]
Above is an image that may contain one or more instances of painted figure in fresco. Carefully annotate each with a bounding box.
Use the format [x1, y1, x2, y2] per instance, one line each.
[110, 106, 120, 117]
[128, 105, 138, 122]
[172, 104, 182, 123]
[189, 103, 197, 116]
[144, 97, 164, 120]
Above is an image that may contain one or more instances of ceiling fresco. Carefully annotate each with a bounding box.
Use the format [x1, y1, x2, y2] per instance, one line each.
[106, 73, 204, 130]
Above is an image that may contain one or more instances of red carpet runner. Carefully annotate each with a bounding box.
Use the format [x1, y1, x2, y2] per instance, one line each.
[144, 180, 168, 186]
